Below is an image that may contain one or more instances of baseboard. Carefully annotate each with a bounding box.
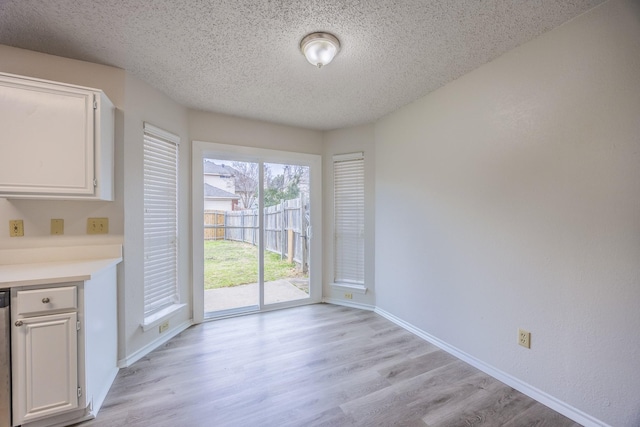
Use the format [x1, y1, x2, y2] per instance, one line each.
[373, 307, 610, 427]
[322, 297, 375, 311]
[118, 320, 192, 368]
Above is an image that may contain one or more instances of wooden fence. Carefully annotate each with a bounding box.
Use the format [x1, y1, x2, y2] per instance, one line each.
[204, 195, 308, 272]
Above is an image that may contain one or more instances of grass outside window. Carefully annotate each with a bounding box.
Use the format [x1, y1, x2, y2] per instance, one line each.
[204, 240, 306, 289]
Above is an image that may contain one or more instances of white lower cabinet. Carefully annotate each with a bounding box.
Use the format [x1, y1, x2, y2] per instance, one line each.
[14, 312, 79, 424]
[11, 266, 118, 427]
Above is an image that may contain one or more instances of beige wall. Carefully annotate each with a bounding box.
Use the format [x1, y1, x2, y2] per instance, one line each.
[0, 45, 125, 106]
[119, 73, 190, 363]
[189, 109, 323, 155]
[374, 1, 640, 425]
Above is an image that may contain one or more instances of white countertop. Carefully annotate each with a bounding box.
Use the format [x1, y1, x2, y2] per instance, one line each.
[0, 257, 122, 287]
[0, 243, 123, 287]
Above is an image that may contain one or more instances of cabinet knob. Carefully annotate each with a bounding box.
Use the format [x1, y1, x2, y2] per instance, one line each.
[15, 320, 23, 327]
[42, 297, 50, 304]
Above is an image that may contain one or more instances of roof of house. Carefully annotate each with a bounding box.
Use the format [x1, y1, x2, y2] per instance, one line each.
[204, 183, 240, 199]
[204, 161, 235, 177]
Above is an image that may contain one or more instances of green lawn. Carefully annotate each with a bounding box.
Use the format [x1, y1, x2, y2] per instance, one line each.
[204, 240, 306, 289]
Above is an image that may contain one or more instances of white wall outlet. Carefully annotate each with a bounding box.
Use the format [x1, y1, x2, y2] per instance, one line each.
[518, 328, 531, 349]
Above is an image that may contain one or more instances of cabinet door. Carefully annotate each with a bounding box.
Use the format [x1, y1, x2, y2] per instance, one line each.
[0, 74, 95, 196]
[13, 312, 79, 425]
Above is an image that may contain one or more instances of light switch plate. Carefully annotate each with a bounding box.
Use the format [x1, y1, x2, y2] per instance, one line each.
[87, 217, 109, 234]
[51, 219, 64, 235]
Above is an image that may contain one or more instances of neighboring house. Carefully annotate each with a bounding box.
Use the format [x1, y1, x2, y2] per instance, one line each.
[203, 160, 236, 194]
[202, 160, 258, 210]
[204, 183, 239, 211]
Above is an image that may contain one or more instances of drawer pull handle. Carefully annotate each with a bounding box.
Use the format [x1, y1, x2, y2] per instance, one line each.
[15, 321, 23, 327]
[42, 297, 50, 304]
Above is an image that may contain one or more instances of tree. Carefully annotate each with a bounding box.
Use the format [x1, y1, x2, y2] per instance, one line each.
[232, 161, 258, 209]
[264, 165, 306, 207]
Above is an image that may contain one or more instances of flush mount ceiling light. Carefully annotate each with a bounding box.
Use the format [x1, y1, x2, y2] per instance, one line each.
[300, 32, 341, 68]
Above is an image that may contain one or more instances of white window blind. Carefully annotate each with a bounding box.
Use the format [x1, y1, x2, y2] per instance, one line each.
[333, 152, 365, 285]
[143, 123, 180, 317]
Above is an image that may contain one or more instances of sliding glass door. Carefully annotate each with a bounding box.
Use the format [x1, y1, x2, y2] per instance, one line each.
[263, 162, 311, 306]
[202, 158, 259, 314]
[192, 142, 321, 322]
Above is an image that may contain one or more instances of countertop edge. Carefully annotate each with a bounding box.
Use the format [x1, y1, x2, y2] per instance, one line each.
[0, 257, 122, 288]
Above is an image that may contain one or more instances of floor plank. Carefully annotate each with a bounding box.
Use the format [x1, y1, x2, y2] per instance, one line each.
[75, 304, 581, 427]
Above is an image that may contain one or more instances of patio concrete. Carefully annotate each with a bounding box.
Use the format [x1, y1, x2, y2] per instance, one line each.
[204, 279, 309, 312]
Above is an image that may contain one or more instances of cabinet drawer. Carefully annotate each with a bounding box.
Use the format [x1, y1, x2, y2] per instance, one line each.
[16, 286, 77, 315]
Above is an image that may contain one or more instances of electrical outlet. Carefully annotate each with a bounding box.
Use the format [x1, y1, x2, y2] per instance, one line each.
[87, 217, 109, 234]
[9, 220, 24, 237]
[51, 219, 64, 235]
[159, 321, 169, 333]
[344, 293, 353, 300]
[518, 328, 531, 349]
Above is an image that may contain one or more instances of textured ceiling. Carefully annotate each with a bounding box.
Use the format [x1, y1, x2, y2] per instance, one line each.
[0, 0, 605, 131]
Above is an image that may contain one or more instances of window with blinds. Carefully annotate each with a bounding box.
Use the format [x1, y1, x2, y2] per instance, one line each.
[143, 123, 179, 317]
[333, 152, 365, 285]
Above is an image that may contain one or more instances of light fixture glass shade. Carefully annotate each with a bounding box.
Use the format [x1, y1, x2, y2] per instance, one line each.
[300, 32, 340, 68]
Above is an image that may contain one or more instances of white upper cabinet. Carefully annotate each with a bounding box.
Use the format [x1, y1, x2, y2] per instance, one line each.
[0, 73, 114, 200]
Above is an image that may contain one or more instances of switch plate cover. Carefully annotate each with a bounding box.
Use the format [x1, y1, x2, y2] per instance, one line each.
[51, 219, 64, 235]
[87, 217, 109, 234]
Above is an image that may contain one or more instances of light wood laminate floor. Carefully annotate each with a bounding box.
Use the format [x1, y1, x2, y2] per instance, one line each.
[77, 304, 581, 427]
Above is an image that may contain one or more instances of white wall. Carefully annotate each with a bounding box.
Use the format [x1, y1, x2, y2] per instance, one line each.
[374, 1, 640, 426]
[322, 124, 376, 308]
